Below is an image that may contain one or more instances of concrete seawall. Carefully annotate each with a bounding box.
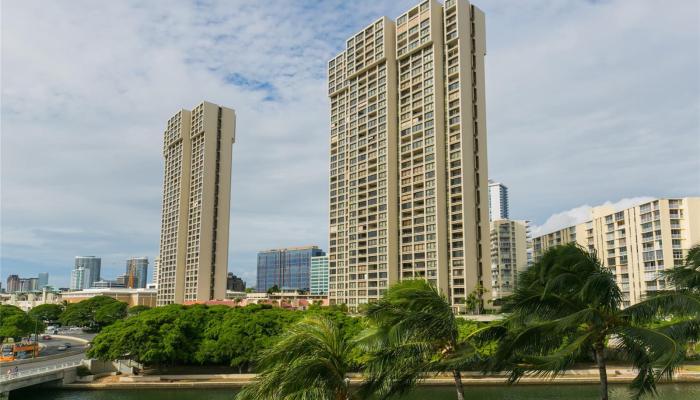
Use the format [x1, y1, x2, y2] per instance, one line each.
[63, 368, 700, 390]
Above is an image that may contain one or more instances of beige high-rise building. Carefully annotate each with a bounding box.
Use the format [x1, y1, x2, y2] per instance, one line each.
[327, 0, 489, 312]
[532, 198, 700, 307]
[490, 219, 528, 301]
[157, 101, 236, 306]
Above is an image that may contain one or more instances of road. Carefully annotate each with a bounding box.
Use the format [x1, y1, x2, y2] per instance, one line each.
[0, 332, 92, 373]
[37, 335, 89, 357]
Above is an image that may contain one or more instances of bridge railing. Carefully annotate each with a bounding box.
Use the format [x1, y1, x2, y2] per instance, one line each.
[0, 360, 83, 382]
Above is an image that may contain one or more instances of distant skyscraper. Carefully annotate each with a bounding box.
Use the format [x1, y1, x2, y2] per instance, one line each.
[38, 272, 49, 289]
[157, 101, 236, 305]
[71, 256, 101, 290]
[126, 257, 149, 288]
[226, 273, 246, 292]
[488, 180, 509, 221]
[310, 255, 330, 296]
[257, 246, 325, 293]
[327, 0, 490, 312]
[6, 275, 20, 293]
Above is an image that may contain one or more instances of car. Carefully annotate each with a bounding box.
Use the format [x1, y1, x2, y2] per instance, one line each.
[41, 335, 52, 340]
[57, 345, 67, 351]
[63, 342, 72, 348]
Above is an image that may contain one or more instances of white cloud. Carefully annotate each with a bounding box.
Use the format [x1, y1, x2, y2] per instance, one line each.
[530, 196, 656, 237]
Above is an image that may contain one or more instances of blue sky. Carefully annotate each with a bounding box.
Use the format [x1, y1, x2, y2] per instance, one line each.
[2, 0, 699, 288]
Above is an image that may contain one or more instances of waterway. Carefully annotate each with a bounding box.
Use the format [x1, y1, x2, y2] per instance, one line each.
[13, 384, 700, 400]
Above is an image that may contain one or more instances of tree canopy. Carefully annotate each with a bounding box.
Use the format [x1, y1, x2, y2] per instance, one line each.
[28, 303, 64, 323]
[59, 296, 127, 332]
[87, 303, 363, 372]
[0, 305, 37, 340]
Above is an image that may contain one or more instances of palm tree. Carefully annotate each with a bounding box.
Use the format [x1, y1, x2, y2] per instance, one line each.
[665, 244, 700, 292]
[358, 280, 479, 400]
[485, 243, 698, 400]
[236, 315, 357, 400]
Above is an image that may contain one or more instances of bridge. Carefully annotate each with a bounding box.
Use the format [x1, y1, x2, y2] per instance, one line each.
[0, 359, 82, 398]
[0, 355, 84, 399]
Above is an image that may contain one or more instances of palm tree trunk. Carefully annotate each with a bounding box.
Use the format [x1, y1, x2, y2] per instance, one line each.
[594, 344, 608, 400]
[452, 369, 465, 400]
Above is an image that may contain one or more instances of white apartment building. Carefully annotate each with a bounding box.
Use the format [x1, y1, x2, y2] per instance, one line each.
[532, 197, 700, 307]
[157, 101, 236, 305]
[489, 219, 527, 301]
[328, 0, 489, 312]
[488, 180, 509, 221]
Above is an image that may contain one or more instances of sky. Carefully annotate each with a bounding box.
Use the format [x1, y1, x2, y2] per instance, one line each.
[1, 0, 699, 288]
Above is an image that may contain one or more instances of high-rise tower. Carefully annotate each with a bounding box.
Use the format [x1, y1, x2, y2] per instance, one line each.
[327, 0, 489, 312]
[488, 179, 509, 221]
[157, 101, 235, 305]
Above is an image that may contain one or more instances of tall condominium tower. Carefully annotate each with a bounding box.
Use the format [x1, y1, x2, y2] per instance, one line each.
[71, 256, 101, 290]
[488, 179, 508, 221]
[532, 197, 700, 307]
[157, 101, 236, 305]
[6, 275, 20, 293]
[126, 257, 149, 288]
[327, 0, 489, 312]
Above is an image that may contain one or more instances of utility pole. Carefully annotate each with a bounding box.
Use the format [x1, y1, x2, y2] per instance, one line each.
[33, 317, 38, 358]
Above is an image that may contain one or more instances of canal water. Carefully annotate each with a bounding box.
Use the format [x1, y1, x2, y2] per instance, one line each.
[13, 384, 700, 399]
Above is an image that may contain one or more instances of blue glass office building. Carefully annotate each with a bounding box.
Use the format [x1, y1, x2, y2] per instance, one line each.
[257, 246, 325, 292]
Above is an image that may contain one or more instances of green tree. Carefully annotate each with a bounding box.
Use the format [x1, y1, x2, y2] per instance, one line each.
[0, 305, 36, 340]
[266, 285, 280, 294]
[196, 304, 300, 372]
[486, 244, 697, 400]
[60, 296, 128, 332]
[94, 301, 127, 327]
[28, 304, 64, 323]
[236, 316, 358, 400]
[464, 284, 485, 314]
[127, 305, 151, 317]
[359, 280, 480, 400]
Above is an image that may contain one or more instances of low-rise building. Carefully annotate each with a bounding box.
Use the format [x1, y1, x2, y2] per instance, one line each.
[61, 288, 157, 307]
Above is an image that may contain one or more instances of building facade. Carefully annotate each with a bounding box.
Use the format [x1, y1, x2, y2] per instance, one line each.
[257, 246, 325, 293]
[327, 0, 490, 312]
[226, 273, 246, 292]
[531, 197, 700, 307]
[38, 273, 49, 289]
[126, 257, 149, 288]
[310, 255, 330, 295]
[488, 180, 509, 221]
[157, 101, 236, 305]
[489, 219, 527, 301]
[71, 256, 101, 290]
[62, 288, 157, 307]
